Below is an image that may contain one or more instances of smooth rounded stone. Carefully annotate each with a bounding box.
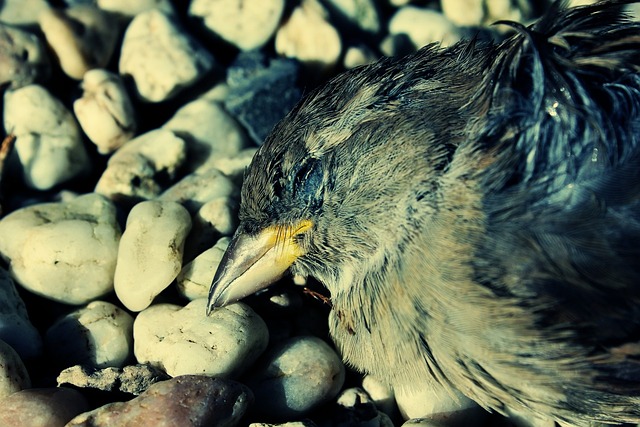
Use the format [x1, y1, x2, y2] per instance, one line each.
[0, 387, 89, 427]
[45, 301, 134, 369]
[343, 44, 378, 69]
[178, 237, 230, 300]
[158, 167, 236, 213]
[3, 84, 90, 190]
[247, 336, 346, 418]
[0, 23, 50, 89]
[95, 129, 187, 201]
[119, 9, 215, 102]
[250, 422, 318, 427]
[0, 269, 42, 359]
[326, 0, 381, 33]
[388, 6, 462, 49]
[162, 97, 250, 170]
[38, 5, 120, 80]
[74, 69, 136, 154]
[97, 0, 175, 16]
[134, 299, 269, 377]
[334, 387, 395, 427]
[275, 0, 342, 71]
[394, 381, 483, 422]
[58, 363, 170, 395]
[195, 147, 257, 180]
[0, 339, 30, 399]
[225, 51, 303, 145]
[441, 0, 532, 27]
[0, 0, 50, 25]
[184, 197, 237, 260]
[189, 0, 285, 51]
[66, 375, 253, 427]
[0, 193, 120, 305]
[362, 375, 398, 418]
[114, 200, 191, 312]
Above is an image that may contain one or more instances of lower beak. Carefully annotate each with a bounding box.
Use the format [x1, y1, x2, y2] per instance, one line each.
[206, 220, 313, 315]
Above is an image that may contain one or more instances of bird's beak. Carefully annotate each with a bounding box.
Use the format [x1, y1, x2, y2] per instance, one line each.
[206, 219, 313, 315]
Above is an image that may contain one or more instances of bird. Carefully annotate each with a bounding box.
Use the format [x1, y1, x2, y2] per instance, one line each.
[207, 1, 640, 425]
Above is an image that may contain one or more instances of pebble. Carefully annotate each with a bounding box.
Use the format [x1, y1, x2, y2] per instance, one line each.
[95, 129, 187, 201]
[0, 387, 89, 427]
[177, 237, 230, 300]
[189, 0, 285, 51]
[133, 299, 269, 377]
[119, 9, 215, 102]
[184, 197, 237, 260]
[394, 381, 486, 423]
[0, 268, 42, 360]
[275, 0, 342, 71]
[57, 364, 170, 396]
[362, 375, 398, 419]
[195, 147, 258, 180]
[44, 301, 134, 370]
[73, 69, 137, 154]
[387, 6, 462, 50]
[114, 200, 192, 312]
[334, 387, 395, 427]
[0, 339, 31, 399]
[162, 96, 250, 170]
[66, 375, 253, 427]
[97, 0, 175, 17]
[441, 0, 533, 27]
[225, 51, 303, 145]
[247, 335, 345, 419]
[0, 0, 50, 25]
[158, 166, 236, 213]
[0, 23, 50, 89]
[38, 5, 120, 80]
[326, 0, 381, 33]
[2, 84, 90, 190]
[0, 193, 121, 305]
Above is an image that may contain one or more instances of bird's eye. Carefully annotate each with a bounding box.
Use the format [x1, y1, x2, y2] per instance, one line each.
[292, 158, 324, 208]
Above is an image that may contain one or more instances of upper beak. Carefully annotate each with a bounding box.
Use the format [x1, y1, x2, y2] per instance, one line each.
[206, 219, 313, 315]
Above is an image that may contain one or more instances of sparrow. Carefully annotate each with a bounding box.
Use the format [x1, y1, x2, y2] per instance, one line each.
[207, 1, 640, 425]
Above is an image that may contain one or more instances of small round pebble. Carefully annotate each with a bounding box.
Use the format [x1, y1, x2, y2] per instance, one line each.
[74, 69, 136, 154]
[158, 166, 237, 213]
[189, 0, 285, 51]
[326, 0, 381, 33]
[0, 193, 121, 305]
[0, 387, 89, 427]
[0, 268, 42, 359]
[247, 335, 346, 418]
[95, 129, 187, 201]
[97, 0, 175, 16]
[0, 23, 50, 89]
[66, 375, 253, 427]
[38, 5, 120, 79]
[387, 6, 462, 49]
[2, 84, 90, 190]
[114, 200, 192, 312]
[134, 299, 269, 377]
[362, 375, 398, 418]
[0, 339, 30, 399]
[119, 9, 215, 102]
[335, 387, 395, 427]
[184, 198, 237, 260]
[394, 380, 483, 422]
[177, 237, 230, 300]
[275, 0, 342, 71]
[57, 363, 170, 396]
[45, 301, 134, 369]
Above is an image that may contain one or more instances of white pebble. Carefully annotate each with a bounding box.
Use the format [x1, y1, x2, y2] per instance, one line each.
[3, 84, 90, 190]
[194, 147, 257, 180]
[74, 69, 136, 154]
[162, 97, 249, 167]
[388, 6, 462, 49]
[189, 0, 285, 51]
[440, 0, 485, 26]
[0, 339, 30, 399]
[133, 299, 269, 377]
[0, 0, 50, 25]
[45, 301, 134, 369]
[184, 197, 237, 260]
[114, 200, 192, 312]
[119, 9, 215, 102]
[158, 167, 236, 213]
[97, 0, 175, 16]
[326, 0, 381, 33]
[0, 193, 121, 305]
[38, 5, 120, 80]
[248, 336, 346, 418]
[362, 375, 398, 418]
[394, 380, 479, 419]
[0, 269, 42, 360]
[0, 23, 50, 89]
[95, 129, 187, 201]
[177, 237, 230, 300]
[275, 0, 342, 70]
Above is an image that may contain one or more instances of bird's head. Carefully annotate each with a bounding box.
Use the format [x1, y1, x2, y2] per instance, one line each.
[206, 48, 475, 314]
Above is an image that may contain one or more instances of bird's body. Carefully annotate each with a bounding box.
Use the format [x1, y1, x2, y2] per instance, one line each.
[208, 1, 640, 425]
